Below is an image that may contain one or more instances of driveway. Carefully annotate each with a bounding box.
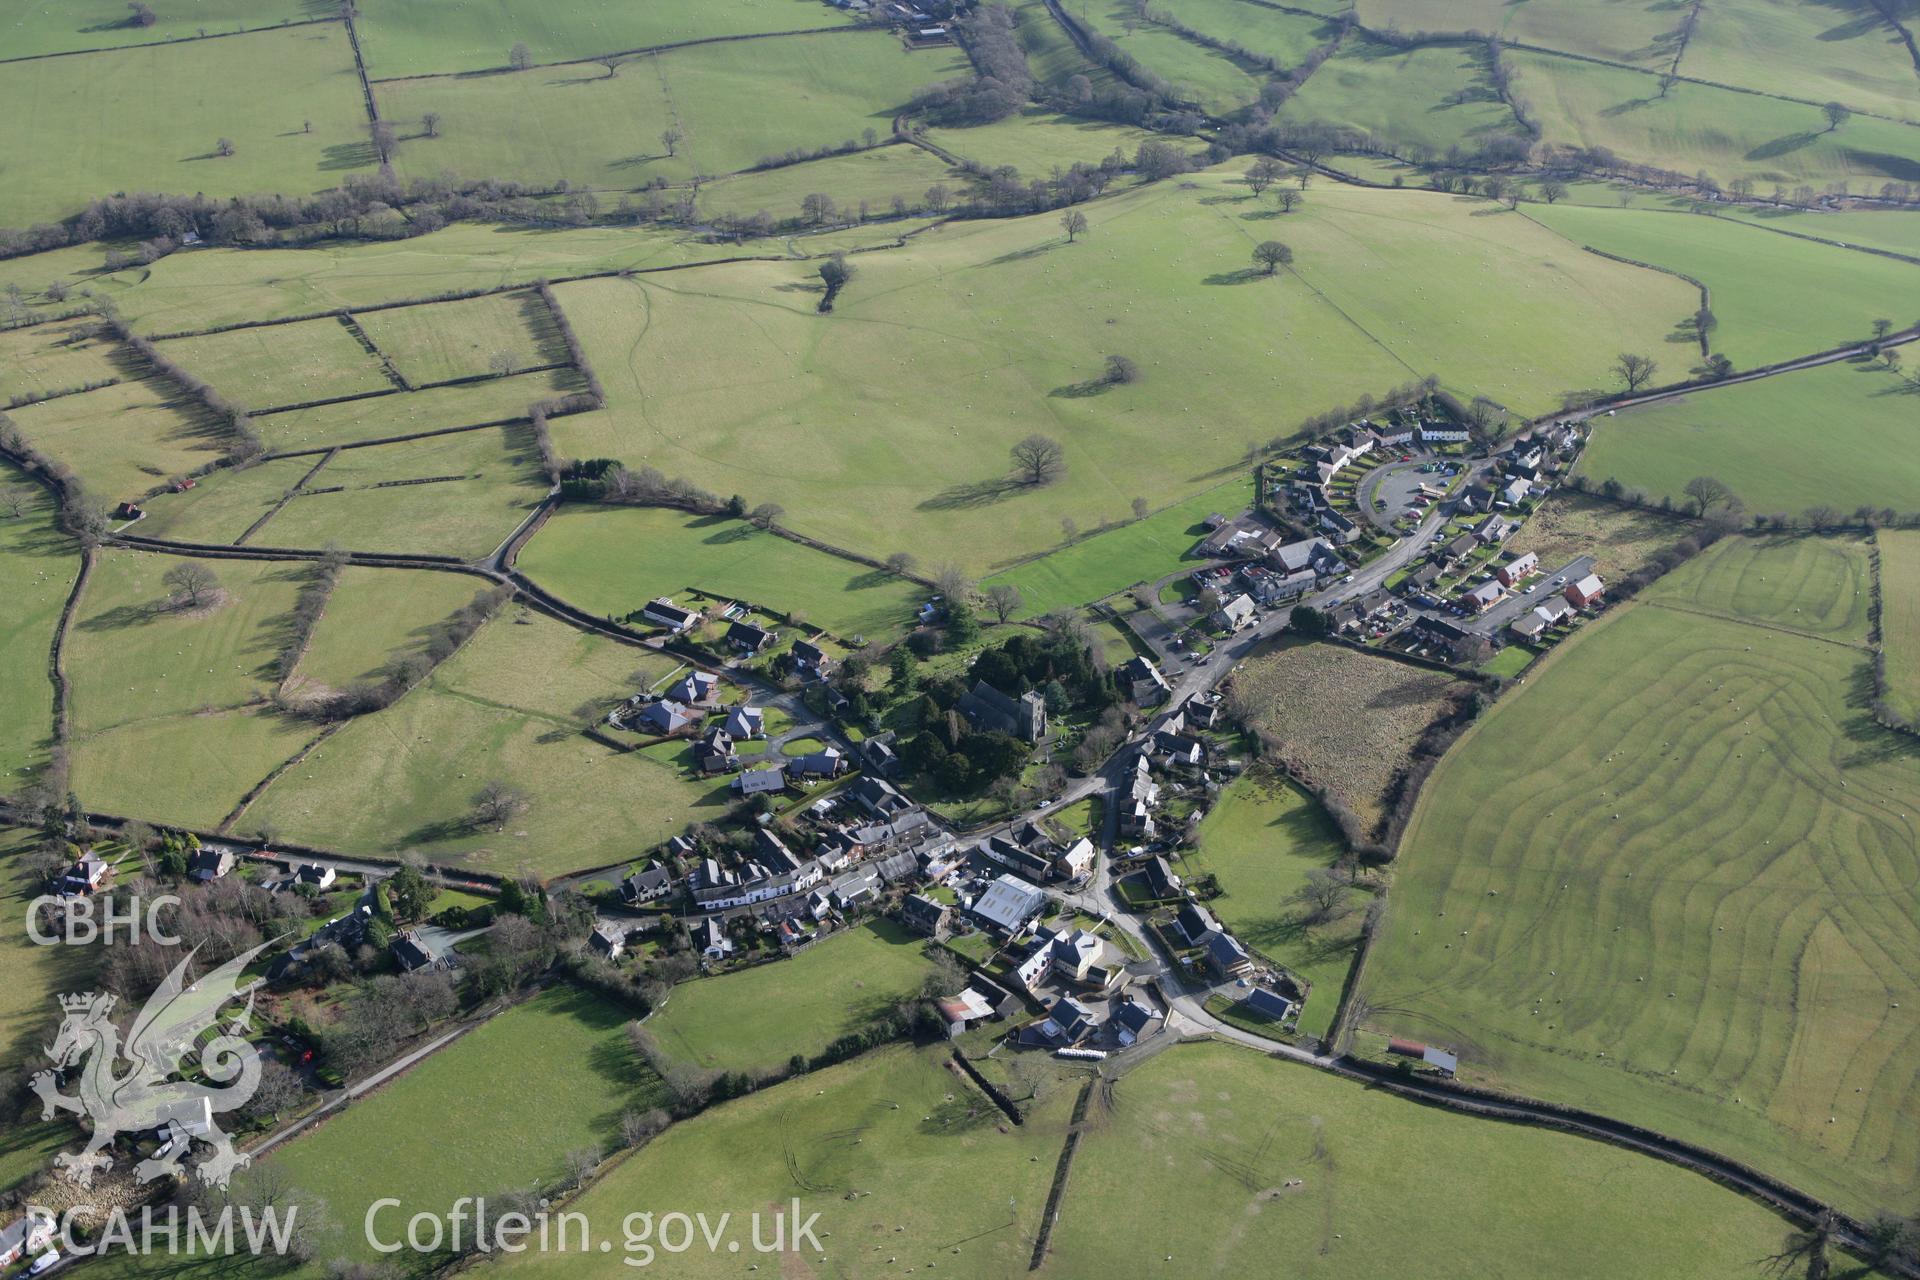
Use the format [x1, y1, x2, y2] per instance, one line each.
[1465, 554, 1593, 636]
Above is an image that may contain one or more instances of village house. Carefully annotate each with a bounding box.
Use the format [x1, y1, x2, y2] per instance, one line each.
[694, 917, 734, 960]
[1055, 837, 1096, 881]
[588, 922, 627, 960]
[620, 863, 673, 904]
[1408, 615, 1476, 661]
[61, 851, 112, 895]
[293, 861, 335, 892]
[734, 763, 787, 795]
[1407, 561, 1444, 594]
[789, 638, 832, 679]
[1533, 596, 1573, 626]
[1019, 994, 1095, 1048]
[392, 929, 449, 973]
[1472, 514, 1516, 545]
[1495, 552, 1539, 588]
[1212, 592, 1257, 632]
[188, 847, 235, 882]
[726, 620, 778, 654]
[901, 892, 951, 938]
[0, 1215, 54, 1268]
[858, 731, 902, 777]
[1441, 532, 1479, 565]
[1139, 855, 1182, 900]
[1508, 611, 1550, 641]
[692, 726, 737, 774]
[849, 775, 914, 821]
[1042, 927, 1127, 992]
[1464, 579, 1505, 612]
[668, 670, 720, 706]
[638, 699, 697, 735]
[790, 746, 846, 778]
[1205, 929, 1254, 978]
[1565, 573, 1606, 609]
[1319, 508, 1361, 545]
[1245, 985, 1297, 1022]
[723, 705, 765, 740]
[642, 597, 701, 633]
[1112, 997, 1162, 1046]
[1117, 655, 1170, 706]
[1174, 901, 1222, 947]
[957, 680, 1048, 743]
[1499, 477, 1533, 508]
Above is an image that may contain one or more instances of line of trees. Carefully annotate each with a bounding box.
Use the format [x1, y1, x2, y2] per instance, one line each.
[531, 280, 604, 403]
[913, 3, 1033, 126]
[103, 314, 265, 461]
[287, 585, 511, 720]
[272, 546, 348, 682]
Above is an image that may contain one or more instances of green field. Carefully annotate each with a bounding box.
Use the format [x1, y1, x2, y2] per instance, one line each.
[0, 473, 74, 780]
[1048, 1040, 1881, 1279]
[355, 0, 854, 78]
[292, 566, 489, 690]
[245, 610, 703, 875]
[7, 379, 231, 504]
[694, 144, 965, 222]
[1882, 530, 1920, 725]
[1077, 1, 1265, 116]
[158, 316, 395, 409]
[355, 290, 572, 385]
[0, 0, 310, 58]
[65, 549, 305, 733]
[1279, 37, 1521, 157]
[1579, 360, 1920, 516]
[1181, 774, 1363, 1042]
[0, 23, 374, 226]
[1362, 535, 1918, 1215]
[142, 424, 550, 558]
[1508, 48, 1920, 189]
[1684, 0, 1920, 124]
[1354, 0, 1678, 67]
[545, 173, 1687, 570]
[1150, 0, 1336, 68]
[1716, 205, 1920, 260]
[643, 920, 936, 1075]
[0, 316, 123, 403]
[73, 704, 320, 830]
[252, 366, 583, 451]
[521, 505, 923, 641]
[1526, 200, 1920, 369]
[927, 109, 1167, 176]
[484, 1043, 1074, 1280]
[379, 33, 966, 188]
[977, 474, 1251, 616]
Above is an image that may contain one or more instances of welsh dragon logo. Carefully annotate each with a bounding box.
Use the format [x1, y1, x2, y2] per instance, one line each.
[32, 942, 271, 1189]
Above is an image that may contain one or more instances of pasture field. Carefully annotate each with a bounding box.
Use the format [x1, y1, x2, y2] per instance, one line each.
[157, 316, 395, 409]
[1076, 4, 1265, 116]
[1232, 637, 1468, 832]
[484, 1044, 1075, 1280]
[1508, 49, 1920, 189]
[1715, 204, 1920, 259]
[1007, 0, 1106, 89]
[643, 920, 935, 1075]
[1148, 0, 1335, 68]
[1353, 0, 1678, 66]
[72, 704, 319, 830]
[520, 505, 923, 641]
[0, 23, 374, 227]
[355, 0, 853, 78]
[248, 425, 549, 558]
[1683, 0, 1920, 125]
[380, 34, 967, 189]
[291, 566, 487, 690]
[977, 474, 1252, 617]
[1645, 531, 1873, 641]
[1525, 199, 1920, 368]
[1277, 38, 1521, 157]
[1047, 1041, 1875, 1279]
[927, 109, 1166, 175]
[0, 316, 123, 404]
[85, 985, 667, 1279]
[0, 0, 309, 58]
[1578, 361, 1920, 517]
[1362, 539, 1919, 1215]
[1505, 491, 1697, 586]
[133, 456, 312, 546]
[6, 379, 232, 504]
[1181, 773, 1363, 1041]
[695, 144, 964, 221]
[0, 829, 99, 1072]
[354, 290, 571, 386]
[1881, 530, 1920, 725]
[0, 474, 74, 780]
[64, 549, 305, 734]
[550, 174, 1686, 570]
[246, 612, 709, 875]
[252, 366, 582, 451]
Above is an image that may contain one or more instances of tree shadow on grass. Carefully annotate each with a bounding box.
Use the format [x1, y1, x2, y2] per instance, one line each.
[1049, 378, 1115, 399]
[1203, 268, 1268, 286]
[1746, 131, 1822, 162]
[918, 475, 1026, 511]
[985, 241, 1059, 267]
[702, 524, 757, 546]
[318, 140, 378, 172]
[1241, 207, 1286, 220]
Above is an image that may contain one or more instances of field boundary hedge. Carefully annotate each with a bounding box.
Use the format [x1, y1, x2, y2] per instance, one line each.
[366, 22, 878, 84]
[0, 16, 337, 67]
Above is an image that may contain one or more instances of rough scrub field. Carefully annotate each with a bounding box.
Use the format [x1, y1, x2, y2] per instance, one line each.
[1231, 637, 1471, 836]
[1505, 491, 1700, 585]
[1362, 534, 1918, 1216]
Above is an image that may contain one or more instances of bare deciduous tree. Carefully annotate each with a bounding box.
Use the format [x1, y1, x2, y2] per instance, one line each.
[472, 779, 531, 830]
[1060, 210, 1088, 242]
[1682, 475, 1737, 516]
[1010, 433, 1065, 486]
[163, 561, 219, 608]
[1613, 352, 1657, 391]
[1252, 240, 1293, 274]
[984, 583, 1023, 623]
[508, 41, 533, 70]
